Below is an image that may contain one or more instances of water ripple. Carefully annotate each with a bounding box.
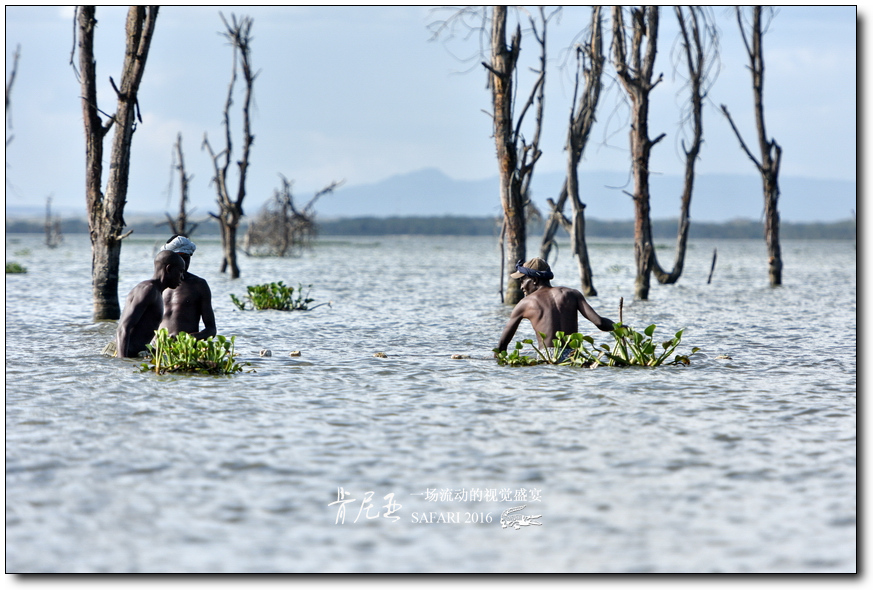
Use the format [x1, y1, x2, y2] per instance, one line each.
[5, 234, 856, 573]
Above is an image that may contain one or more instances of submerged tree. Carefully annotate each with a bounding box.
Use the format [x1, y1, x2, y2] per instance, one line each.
[6, 43, 20, 150]
[160, 133, 198, 237]
[242, 176, 343, 257]
[45, 195, 62, 248]
[611, 6, 664, 301]
[203, 13, 257, 279]
[721, 7, 783, 287]
[429, 7, 552, 304]
[488, 7, 552, 304]
[540, 6, 605, 298]
[74, 6, 159, 320]
[651, 6, 718, 285]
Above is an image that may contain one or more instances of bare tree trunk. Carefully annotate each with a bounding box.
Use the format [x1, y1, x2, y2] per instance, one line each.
[652, 7, 715, 285]
[76, 6, 159, 320]
[721, 7, 782, 287]
[203, 13, 256, 279]
[612, 6, 664, 301]
[486, 6, 549, 304]
[6, 43, 20, 149]
[45, 195, 63, 248]
[565, 6, 604, 297]
[174, 133, 190, 235]
[161, 133, 198, 237]
[489, 7, 525, 304]
[539, 180, 568, 262]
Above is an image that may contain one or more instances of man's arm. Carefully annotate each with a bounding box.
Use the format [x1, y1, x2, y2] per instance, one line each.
[191, 282, 217, 339]
[577, 294, 615, 332]
[496, 302, 528, 354]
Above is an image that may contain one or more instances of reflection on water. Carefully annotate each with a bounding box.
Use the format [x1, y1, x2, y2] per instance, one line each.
[5, 234, 856, 572]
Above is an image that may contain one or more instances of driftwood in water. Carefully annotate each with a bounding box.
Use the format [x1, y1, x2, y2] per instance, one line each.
[707, 248, 718, 284]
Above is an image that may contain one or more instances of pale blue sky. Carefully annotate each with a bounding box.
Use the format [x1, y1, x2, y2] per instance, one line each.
[5, 6, 858, 217]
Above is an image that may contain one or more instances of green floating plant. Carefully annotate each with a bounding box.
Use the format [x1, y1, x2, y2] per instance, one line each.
[5, 262, 27, 274]
[140, 329, 248, 375]
[494, 323, 700, 368]
[230, 281, 316, 311]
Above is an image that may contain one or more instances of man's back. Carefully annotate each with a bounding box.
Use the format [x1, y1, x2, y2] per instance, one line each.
[497, 284, 614, 353]
[521, 286, 587, 345]
[496, 257, 614, 354]
[117, 279, 164, 357]
[160, 272, 216, 339]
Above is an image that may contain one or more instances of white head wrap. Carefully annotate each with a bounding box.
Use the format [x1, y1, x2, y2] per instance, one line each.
[161, 235, 196, 255]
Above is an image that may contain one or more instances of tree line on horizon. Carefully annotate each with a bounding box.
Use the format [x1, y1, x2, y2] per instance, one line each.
[6, 215, 855, 241]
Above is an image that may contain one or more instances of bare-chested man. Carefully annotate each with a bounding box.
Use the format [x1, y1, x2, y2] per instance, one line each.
[116, 250, 185, 358]
[496, 257, 615, 355]
[158, 235, 217, 340]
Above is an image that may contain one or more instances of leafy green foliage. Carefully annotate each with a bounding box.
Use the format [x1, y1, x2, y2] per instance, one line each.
[230, 281, 314, 311]
[493, 340, 543, 366]
[140, 329, 248, 375]
[5, 262, 27, 274]
[494, 323, 700, 368]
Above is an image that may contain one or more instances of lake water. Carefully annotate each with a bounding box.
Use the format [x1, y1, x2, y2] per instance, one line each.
[5, 232, 856, 573]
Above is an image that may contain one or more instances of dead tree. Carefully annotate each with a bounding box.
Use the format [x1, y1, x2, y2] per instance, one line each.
[487, 7, 551, 304]
[540, 6, 605, 298]
[6, 43, 20, 149]
[611, 6, 664, 301]
[160, 133, 198, 237]
[651, 6, 718, 284]
[428, 7, 552, 303]
[203, 13, 257, 279]
[721, 7, 783, 287]
[243, 176, 343, 257]
[45, 195, 63, 248]
[75, 6, 159, 320]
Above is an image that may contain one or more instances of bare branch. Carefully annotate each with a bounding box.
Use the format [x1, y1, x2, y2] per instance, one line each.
[427, 6, 490, 66]
[207, 12, 257, 277]
[720, 104, 762, 171]
[6, 44, 21, 118]
[304, 179, 346, 214]
[109, 75, 121, 97]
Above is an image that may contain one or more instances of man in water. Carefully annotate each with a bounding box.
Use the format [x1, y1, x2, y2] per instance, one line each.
[158, 235, 217, 340]
[116, 250, 186, 358]
[495, 257, 616, 355]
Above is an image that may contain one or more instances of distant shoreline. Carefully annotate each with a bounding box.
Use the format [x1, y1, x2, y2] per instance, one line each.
[5, 214, 855, 240]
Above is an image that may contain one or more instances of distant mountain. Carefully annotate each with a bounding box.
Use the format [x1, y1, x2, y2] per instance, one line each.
[6, 167, 855, 223]
[313, 167, 503, 219]
[311, 168, 855, 223]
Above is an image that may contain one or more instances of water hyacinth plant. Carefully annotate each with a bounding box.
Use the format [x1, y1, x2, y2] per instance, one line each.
[6, 262, 27, 273]
[230, 281, 318, 311]
[141, 329, 247, 375]
[494, 323, 700, 368]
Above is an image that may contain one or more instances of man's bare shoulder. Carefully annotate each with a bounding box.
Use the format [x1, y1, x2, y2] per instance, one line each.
[540, 285, 584, 299]
[181, 273, 212, 291]
[129, 278, 160, 297]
